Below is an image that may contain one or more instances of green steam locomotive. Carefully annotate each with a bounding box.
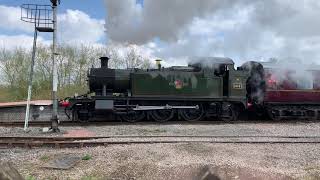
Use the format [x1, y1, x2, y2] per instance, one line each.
[67, 56, 258, 122]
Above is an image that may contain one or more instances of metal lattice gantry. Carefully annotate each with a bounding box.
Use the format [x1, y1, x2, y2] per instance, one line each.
[21, 4, 54, 32]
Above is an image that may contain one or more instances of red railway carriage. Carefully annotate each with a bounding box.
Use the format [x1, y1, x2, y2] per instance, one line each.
[262, 65, 320, 120]
[264, 68, 320, 103]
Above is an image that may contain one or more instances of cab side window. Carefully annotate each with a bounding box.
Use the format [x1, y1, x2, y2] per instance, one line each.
[214, 64, 227, 76]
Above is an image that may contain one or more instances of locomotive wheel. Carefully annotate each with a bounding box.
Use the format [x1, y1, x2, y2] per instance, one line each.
[180, 105, 204, 122]
[120, 111, 145, 123]
[150, 109, 174, 122]
[72, 110, 78, 122]
[221, 105, 238, 122]
[267, 108, 281, 121]
[309, 110, 319, 121]
[77, 110, 90, 123]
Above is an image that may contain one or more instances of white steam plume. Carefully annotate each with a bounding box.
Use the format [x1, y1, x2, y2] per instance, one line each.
[104, 0, 245, 44]
[104, 0, 320, 65]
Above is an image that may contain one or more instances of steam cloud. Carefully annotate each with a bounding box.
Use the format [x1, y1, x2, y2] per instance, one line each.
[104, 0, 244, 44]
[104, 0, 320, 64]
[262, 58, 320, 90]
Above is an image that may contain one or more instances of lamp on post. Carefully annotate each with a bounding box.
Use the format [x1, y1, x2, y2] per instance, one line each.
[50, 0, 60, 6]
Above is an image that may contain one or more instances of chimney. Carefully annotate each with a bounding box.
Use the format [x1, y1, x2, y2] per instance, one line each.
[100, 57, 109, 68]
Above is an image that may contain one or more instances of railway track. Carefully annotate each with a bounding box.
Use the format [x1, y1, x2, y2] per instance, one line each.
[1, 135, 320, 149]
[0, 119, 316, 127]
[0, 121, 80, 127]
[0, 120, 243, 127]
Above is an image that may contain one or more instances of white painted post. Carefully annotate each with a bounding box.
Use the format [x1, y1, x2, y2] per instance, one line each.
[24, 27, 38, 131]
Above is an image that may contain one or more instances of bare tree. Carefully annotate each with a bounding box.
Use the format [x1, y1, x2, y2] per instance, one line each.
[0, 43, 153, 102]
[106, 44, 152, 69]
[0, 48, 30, 100]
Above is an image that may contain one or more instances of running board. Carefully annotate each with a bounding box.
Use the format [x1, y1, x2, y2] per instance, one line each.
[133, 105, 199, 111]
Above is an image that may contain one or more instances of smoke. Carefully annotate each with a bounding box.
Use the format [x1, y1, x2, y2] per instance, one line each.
[240, 61, 265, 104]
[186, 57, 234, 73]
[262, 58, 320, 90]
[104, 0, 320, 65]
[104, 0, 244, 44]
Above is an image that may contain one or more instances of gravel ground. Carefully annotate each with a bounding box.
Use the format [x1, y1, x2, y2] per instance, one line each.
[1, 122, 320, 137]
[0, 143, 319, 180]
[1, 122, 320, 179]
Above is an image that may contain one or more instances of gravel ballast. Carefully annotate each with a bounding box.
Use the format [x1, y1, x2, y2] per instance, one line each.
[0, 143, 319, 179]
[1, 122, 320, 137]
[1, 122, 320, 179]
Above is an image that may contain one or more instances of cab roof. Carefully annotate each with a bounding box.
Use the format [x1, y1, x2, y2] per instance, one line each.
[188, 57, 234, 66]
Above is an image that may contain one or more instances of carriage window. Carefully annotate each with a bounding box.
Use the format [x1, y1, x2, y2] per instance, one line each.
[313, 72, 320, 90]
[297, 78, 313, 89]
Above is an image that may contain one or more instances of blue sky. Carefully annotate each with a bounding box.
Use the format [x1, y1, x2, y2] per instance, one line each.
[1, 0, 106, 19]
[0, 0, 147, 48]
[0, 0, 143, 22]
[0, 0, 109, 49]
[0, 0, 106, 39]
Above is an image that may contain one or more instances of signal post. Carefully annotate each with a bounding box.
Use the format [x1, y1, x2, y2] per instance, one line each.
[50, 0, 60, 132]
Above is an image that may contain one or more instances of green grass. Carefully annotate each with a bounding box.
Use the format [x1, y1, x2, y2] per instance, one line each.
[26, 175, 36, 180]
[0, 84, 88, 103]
[39, 155, 50, 162]
[0, 87, 12, 102]
[82, 154, 92, 161]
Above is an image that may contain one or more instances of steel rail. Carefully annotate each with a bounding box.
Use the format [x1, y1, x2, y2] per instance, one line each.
[0, 140, 320, 149]
[0, 120, 315, 127]
[1, 135, 320, 140]
[1, 135, 320, 149]
[0, 121, 79, 127]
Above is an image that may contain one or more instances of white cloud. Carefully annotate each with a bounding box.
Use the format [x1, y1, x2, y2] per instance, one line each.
[58, 9, 105, 44]
[104, 0, 243, 44]
[2, 1, 320, 67]
[0, 5, 33, 33]
[105, 0, 320, 65]
[0, 5, 105, 49]
[0, 34, 50, 50]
